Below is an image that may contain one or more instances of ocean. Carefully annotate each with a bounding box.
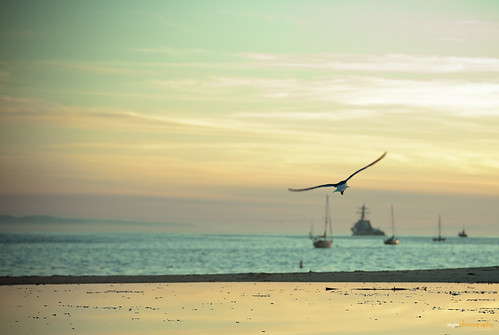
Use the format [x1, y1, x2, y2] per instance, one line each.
[0, 233, 497, 277]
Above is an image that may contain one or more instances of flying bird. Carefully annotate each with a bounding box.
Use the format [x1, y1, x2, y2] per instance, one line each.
[288, 151, 387, 195]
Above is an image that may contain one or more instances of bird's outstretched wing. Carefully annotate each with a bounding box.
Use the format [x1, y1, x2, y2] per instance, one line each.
[288, 183, 339, 192]
[344, 151, 387, 182]
[288, 151, 387, 192]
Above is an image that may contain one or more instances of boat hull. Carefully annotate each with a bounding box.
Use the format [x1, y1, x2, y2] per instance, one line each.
[352, 229, 385, 236]
[384, 236, 399, 245]
[313, 239, 332, 248]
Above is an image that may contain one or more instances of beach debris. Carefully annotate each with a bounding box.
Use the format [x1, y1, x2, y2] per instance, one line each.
[351, 287, 411, 291]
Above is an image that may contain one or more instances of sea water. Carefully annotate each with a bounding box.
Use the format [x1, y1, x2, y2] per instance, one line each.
[0, 233, 497, 276]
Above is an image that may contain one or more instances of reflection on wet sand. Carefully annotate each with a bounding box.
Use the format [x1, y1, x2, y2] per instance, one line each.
[1, 282, 497, 334]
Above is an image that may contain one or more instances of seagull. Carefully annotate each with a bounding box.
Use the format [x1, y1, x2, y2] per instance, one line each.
[288, 151, 387, 195]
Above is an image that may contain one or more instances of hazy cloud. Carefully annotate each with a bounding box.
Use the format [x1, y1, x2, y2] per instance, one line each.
[240, 53, 499, 73]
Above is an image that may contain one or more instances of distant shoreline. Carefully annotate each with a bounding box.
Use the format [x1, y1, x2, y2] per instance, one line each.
[1, 266, 497, 285]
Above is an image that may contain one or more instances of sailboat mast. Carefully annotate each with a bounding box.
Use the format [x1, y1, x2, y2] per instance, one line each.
[327, 195, 333, 236]
[438, 215, 441, 238]
[391, 205, 394, 235]
[324, 195, 329, 237]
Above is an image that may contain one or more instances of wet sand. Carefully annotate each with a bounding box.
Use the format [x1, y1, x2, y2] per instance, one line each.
[1, 282, 497, 334]
[0, 267, 497, 334]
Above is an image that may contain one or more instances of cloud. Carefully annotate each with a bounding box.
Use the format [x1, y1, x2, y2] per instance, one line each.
[243, 53, 278, 61]
[38, 60, 149, 75]
[239, 53, 499, 73]
[234, 109, 378, 122]
[151, 74, 499, 116]
[324, 77, 499, 115]
[0, 96, 195, 131]
[0, 95, 292, 138]
[19, 52, 497, 120]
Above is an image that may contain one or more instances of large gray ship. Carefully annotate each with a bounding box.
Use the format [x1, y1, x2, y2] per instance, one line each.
[351, 204, 385, 236]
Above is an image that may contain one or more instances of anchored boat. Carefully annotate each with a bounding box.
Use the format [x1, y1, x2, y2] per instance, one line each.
[384, 205, 399, 245]
[312, 195, 333, 248]
[433, 215, 446, 242]
[351, 204, 385, 236]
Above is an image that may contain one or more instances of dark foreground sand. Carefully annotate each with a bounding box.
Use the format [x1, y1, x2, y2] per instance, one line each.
[1, 266, 497, 285]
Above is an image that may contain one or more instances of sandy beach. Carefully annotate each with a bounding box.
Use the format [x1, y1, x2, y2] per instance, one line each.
[1, 267, 497, 334]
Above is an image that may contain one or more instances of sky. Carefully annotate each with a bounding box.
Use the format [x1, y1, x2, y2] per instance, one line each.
[1, 0, 498, 235]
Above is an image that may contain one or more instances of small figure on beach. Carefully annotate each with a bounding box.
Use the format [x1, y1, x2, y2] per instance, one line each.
[288, 151, 387, 195]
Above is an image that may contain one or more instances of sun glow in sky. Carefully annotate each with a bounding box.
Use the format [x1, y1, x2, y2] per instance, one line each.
[1, 0, 498, 235]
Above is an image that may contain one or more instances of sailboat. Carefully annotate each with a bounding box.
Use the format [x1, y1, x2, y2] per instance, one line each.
[312, 195, 333, 248]
[308, 221, 314, 239]
[384, 205, 399, 245]
[433, 215, 446, 242]
[458, 228, 468, 238]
